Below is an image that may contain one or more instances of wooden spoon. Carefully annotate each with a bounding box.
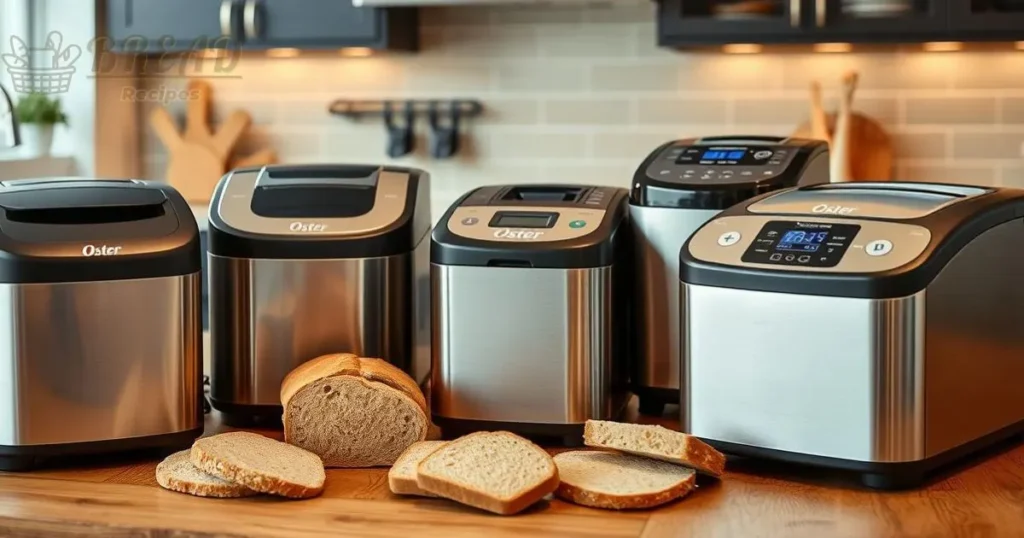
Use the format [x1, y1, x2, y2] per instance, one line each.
[831, 71, 859, 183]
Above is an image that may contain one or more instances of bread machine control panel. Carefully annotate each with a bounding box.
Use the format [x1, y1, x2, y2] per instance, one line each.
[645, 144, 799, 184]
[688, 216, 932, 273]
[446, 185, 615, 243]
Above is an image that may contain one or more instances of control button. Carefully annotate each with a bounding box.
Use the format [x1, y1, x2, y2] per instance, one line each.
[461, 217, 479, 226]
[741, 171, 753, 176]
[798, 255, 810, 263]
[770, 253, 782, 261]
[659, 169, 671, 175]
[701, 175, 713, 180]
[866, 240, 893, 256]
[569, 220, 587, 229]
[784, 255, 795, 262]
[769, 161, 782, 166]
[763, 171, 775, 176]
[766, 231, 778, 237]
[754, 150, 774, 160]
[717, 232, 742, 247]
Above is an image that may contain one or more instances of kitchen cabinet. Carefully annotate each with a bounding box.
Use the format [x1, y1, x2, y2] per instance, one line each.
[657, 0, 1024, 47]
[105, 0, 418, 52]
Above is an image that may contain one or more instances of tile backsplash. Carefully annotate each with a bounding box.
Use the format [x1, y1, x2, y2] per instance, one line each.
[136, 2, 1024, 220]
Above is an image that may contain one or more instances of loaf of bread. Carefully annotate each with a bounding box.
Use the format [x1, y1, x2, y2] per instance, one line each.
[584, 420, 726, 477]
[280, 353, 429, 468]
[415, 431, 559, 515]
[553, 450, 696, 510]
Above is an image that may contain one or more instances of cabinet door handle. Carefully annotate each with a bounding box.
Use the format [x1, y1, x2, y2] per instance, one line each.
[816, 0, 826, 27]
[243, 0, 260, 39]
[791, 0, 801, 27]
[219, 0, 234, 37]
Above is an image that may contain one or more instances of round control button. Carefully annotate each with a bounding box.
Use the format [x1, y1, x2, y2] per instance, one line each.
[569, 220, 587, 229]
[717, 231, 742, 246]
[866, 240, 893, 256]
[754, 150, 774, 160]
[461, 217, 479, 226]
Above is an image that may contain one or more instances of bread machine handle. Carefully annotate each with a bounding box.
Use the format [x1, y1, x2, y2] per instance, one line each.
[254, 164, 382, 190]
[696, 135, 787, 144]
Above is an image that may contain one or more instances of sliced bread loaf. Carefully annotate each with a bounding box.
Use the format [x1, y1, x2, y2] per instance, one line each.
[280, 353, 429, 468]
[553, 450, 696, 510]
[415, 431, 559, 515]
[156, 450, 257, 498]
[388, 440, 447, 497]
[190, 431, 325, 499]
[583, 420, 726, 477]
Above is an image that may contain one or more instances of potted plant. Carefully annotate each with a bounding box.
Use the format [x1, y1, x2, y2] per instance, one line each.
[13, 92, 67, 157]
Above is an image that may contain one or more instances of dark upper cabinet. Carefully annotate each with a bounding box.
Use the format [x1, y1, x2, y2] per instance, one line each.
[658, 0, 1022, 46]
[105, 0, 418, 52]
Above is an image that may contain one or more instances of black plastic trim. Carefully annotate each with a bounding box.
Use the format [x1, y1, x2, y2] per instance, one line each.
[431, 186, 629, 269]
[704, 417, 1024, 490]
[0, 180, 200, 284]
[210, 399, 285, 428]
[680, 185, 1024, 299]
[0, 427, 203, 471]
[629, 138, 830, 210]
[208, 164, 429, 260]
[433, 416, 587, 447]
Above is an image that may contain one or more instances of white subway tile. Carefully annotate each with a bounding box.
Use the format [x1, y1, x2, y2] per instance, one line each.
[544, 99, 634, 125]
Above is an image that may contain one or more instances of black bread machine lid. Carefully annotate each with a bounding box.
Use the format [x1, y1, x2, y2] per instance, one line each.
[630, 136, 830, 210]
[431, 184, 629, 269]
[0, 178, 199, 284]
[208, 164, 430, 260]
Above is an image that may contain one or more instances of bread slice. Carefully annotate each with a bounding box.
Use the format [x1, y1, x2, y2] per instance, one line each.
[553, 450, 696, 510]
[388, 441, 447, 497]
[415, 431, 558, 515]
[583, 420, 726, 477]
[190, 432, 325, 499]
[156, 450, 257, 498]
[280, 353, 429, 468]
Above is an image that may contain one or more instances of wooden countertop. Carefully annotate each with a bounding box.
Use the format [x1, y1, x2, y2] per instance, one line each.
[2, 404, 1023, 538]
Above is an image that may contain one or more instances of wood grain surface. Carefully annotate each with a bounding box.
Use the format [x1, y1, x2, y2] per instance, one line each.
[2, 404, 1023, 538]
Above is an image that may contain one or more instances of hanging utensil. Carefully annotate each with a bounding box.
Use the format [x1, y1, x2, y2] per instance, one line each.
[384, 100, 415, 158]
[428, 100, 461, 159]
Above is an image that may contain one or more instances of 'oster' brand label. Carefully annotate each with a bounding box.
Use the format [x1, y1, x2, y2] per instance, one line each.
[493, 228, 545, 240]
[290, 222, 327, 232]
[811, 204, 857, 215]
[82, 244, 123, 256]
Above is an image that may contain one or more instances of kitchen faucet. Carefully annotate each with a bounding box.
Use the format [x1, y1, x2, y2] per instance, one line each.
[0, 83, 20, 148]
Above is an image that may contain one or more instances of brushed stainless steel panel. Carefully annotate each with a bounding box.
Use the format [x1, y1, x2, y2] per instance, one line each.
[682, 284, 925, 462]
[431, 264, 616, 424]
[0, 274, 201, 446]
[687, 215, 932, 273]
[631, 205, 719, 391]
[924, 218, 1024, 457]
[446, 206, 607, 243]
[210, 252, 425, 407]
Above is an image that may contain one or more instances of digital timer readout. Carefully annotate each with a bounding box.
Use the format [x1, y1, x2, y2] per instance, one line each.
[776, 230, 829, 252]
[701, 150, 746, 160]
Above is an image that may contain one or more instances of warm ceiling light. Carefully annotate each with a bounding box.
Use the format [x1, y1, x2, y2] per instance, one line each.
[197, 48, 225, 59]
[814, 43, 853, 53]
[923, 41, 963, 52]
[1016, 41, 1024, 50]
[722, 44, 762, 54]
[266, 47, 300, 58]
[339, 47, 374, 57]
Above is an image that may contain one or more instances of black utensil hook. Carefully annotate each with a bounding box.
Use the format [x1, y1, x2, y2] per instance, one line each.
[383, 100, 415, 158]
[428, 100, 461, 159]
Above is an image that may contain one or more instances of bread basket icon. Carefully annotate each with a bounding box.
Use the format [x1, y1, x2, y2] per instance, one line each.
[2, 33, 81, 94]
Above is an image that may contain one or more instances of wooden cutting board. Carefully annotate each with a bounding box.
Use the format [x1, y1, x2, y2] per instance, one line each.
[150, 80, 276, 203]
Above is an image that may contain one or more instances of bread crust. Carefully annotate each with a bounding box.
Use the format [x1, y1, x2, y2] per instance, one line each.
[415, 431, 559, 515]
[583, 420, 726, 477]
[190, 435, 325, 499]
[280, 353, 428, 421]
[388, 441, 447, 497]
[554, 468, 695, 510]
[155, 451, 258, 498]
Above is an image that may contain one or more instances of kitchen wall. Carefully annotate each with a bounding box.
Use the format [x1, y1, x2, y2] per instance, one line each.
[135, 2, 1024, 220]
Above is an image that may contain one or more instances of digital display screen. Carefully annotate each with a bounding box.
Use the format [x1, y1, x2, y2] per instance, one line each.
[776, 230, 829, 252]
[490, 212, 557, 228]
[675, 146, 776, 166]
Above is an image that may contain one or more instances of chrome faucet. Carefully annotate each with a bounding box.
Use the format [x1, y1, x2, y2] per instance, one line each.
[0, 83, 19, 148]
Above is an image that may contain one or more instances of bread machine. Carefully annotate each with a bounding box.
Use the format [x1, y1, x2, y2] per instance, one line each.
[631, 135, 830, 415]
[680, 182, 1024, 488]
[208, 164, 431, 425]
[0, 178, 203, 471]
[431, 184, 631, 445]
